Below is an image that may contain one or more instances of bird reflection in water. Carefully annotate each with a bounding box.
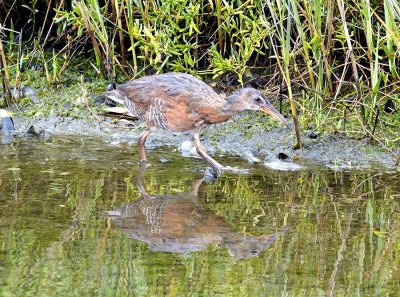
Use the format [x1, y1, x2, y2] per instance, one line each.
[107, 165, 287, 258]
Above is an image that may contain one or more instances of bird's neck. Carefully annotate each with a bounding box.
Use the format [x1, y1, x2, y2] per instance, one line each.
[221, 103, 236, 118]
[221, 93, 242, 117]
[202, 94, 240, 124]
[201, 99, 235, 125]
[206, 98, 237, 123]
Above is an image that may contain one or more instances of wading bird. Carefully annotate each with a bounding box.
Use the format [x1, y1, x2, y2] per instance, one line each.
[106, 72, 289, 175]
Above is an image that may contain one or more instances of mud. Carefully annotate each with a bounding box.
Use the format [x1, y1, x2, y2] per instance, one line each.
[11, 112, 399, 171]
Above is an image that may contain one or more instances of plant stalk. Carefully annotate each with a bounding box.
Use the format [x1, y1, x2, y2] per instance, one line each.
[76, 0, 107, 78]
[0, 37, 11, 106]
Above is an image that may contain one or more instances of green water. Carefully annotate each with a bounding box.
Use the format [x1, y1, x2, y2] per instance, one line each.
[0, 136, 399, 296]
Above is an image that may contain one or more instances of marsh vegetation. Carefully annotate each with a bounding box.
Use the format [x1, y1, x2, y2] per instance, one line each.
[1, 3, 400, 294]
[0, 0, 399, 154]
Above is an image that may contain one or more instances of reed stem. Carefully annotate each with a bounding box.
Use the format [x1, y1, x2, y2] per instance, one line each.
[76, 0, 107, 78]
[0, 37, 11, 106]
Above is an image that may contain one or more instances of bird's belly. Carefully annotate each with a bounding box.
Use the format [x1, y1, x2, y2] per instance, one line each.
[165, 118, 197, 132]
[163, 103, 201, 132]
[144, 114, 196, 132]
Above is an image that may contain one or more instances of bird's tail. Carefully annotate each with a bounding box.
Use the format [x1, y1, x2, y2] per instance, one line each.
[104, 90, 125, 105]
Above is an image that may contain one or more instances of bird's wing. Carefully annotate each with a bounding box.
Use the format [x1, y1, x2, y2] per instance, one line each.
[121, 73, 223, 110]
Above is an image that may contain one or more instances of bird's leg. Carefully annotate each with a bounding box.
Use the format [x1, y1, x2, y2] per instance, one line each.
[138, 128, 152, 163]
[136, 162, 151, 199]
[192, 128, 224, 176]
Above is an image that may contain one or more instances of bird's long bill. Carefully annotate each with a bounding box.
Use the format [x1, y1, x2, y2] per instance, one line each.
[262, 104, 289, 127]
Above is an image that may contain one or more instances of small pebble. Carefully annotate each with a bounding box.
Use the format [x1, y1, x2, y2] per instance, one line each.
[179, 141, 198, 157]
[384, 99, 395, 114]
[277, 152, 290, 161]
[309, 132, 320, 139]
[180, 140, 193, 153]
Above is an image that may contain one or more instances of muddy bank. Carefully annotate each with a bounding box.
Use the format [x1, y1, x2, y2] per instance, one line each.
[9, 112, 399, 171]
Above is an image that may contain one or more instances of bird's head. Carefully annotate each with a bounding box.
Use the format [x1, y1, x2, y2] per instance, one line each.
[227, 88, 289, 127]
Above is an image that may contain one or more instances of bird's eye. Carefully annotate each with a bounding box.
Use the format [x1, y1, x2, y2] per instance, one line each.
[255, 97, 263, 103]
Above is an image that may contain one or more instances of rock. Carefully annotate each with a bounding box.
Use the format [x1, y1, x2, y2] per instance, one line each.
[180, 141, 198, 157]
[180, 140, 193, 153]
[1, 117, 14, 135]
[308, 131, 320, 139]
[0, 109, 14, 135]
[0, 86, 39, 103]
[277, 152, 290, 161]
[384, 99, 395, 114]
[26, 126, 44, 138]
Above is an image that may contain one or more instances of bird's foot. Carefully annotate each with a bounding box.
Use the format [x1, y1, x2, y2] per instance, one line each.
[203, 166, 223, 180]
[203, 165, 249, 180]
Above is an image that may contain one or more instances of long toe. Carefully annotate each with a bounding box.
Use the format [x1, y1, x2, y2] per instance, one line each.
[203, 167, 217, 180]
[213, 166, 224, 177]
[203, 166, 224, 180]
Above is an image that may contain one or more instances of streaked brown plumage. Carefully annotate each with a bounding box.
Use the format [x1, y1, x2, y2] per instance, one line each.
[106, 72, 289, 175]
[107, 164, 287, 258]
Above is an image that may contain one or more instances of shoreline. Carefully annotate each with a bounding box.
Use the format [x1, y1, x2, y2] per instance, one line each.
[10, 113, 399, 172]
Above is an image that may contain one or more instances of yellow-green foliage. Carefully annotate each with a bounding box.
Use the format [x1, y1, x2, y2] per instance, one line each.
[0, 0, 399, 143]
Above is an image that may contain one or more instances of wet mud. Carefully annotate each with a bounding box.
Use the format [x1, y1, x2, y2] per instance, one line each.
[11, 112, 399, 171]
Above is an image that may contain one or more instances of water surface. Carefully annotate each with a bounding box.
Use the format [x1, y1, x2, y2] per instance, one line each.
[0, 136, 399, 296]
